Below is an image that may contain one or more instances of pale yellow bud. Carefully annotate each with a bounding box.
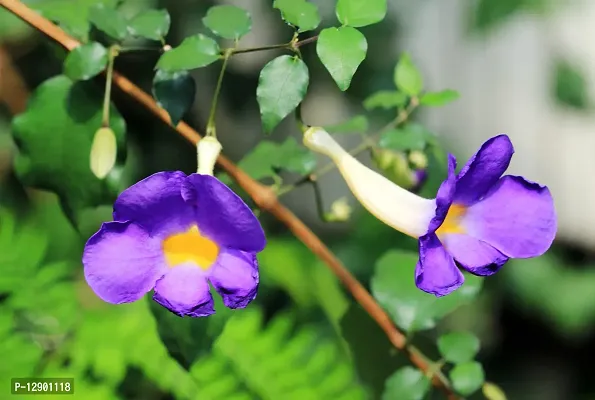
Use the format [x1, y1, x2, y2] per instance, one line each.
[90, 127, 117, 180]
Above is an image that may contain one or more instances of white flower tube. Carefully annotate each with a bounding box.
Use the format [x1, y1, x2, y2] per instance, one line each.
[197, 137, 223, 176]
[303, 126, 436, 238]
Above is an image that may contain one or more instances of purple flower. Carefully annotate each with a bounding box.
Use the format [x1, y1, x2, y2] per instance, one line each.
[83, 171, 266, 317]
[415, 135, 556, 296]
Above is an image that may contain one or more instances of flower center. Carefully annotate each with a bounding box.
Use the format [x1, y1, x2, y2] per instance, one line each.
[162, 226, 219, 270]
[436, 204, 467, 235]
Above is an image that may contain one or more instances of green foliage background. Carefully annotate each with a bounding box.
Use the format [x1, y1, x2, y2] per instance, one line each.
[0, 0, 593, 399]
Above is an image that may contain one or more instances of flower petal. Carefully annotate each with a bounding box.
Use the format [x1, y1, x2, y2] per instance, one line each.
[428, 154, 457, 233]
[113, 171, 195, 238]
[83, 221, 166, 304]
[415, 233, 464, 297]
[462, 175, 557, 258]
[440, 233, 509, 276]
[454, 135, 514, 206]
[153, 265, 214, 317]
[181, 174, 266, 252]
[208, 249, 259, 309]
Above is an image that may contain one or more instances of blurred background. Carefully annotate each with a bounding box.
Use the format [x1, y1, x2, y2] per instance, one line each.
[1, 0, 593, 399]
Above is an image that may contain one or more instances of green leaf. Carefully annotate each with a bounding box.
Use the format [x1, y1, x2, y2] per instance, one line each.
[437, 332, 480, 364]
[382, 367, 430, 400]
[237, 141, 281, 181]
[273, 0, 321, 33]
[11, 76, 126, 224]
[553, 58, 589, 110]
[152, 69, 196, 126]
[420, 89, 460, 106]
[379, 123, 432, 151]
[256, 55, 309, 133]
[277, 137, 316, 174]
[88, 3, 129, 41]
[156, 34, 221, 72]
[128, 9, 171, 41]
[394, 53, 423, 96]
[63, 42, 108, 81]
[370, 250, 483, 332]
[364, 90, 407, 110]
[324, 115, 369, 134]
[203, 5, 251, 40]
[336, 0, 387, 27]
[450, 361, 485, 396]
[317, 27, 367, 91]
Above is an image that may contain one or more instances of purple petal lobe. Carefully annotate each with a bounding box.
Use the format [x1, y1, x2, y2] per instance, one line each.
[415, 233, 464, 297]
[428, 154, 457, 233]
[208, 249, 259, 309]
[455, 135, 514, 205]
[440, 233, 509, 276]
[83, 221, 166, 304]
[113, 171, 195, 238]
[153, 265, 214, 317]
[463, 175, 557, 258]
[182, 174, 266, 252]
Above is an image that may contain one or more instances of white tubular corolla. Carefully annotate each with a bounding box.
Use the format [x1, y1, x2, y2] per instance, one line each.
[303, 127, 436, 238]
[197, 137, 223, 176]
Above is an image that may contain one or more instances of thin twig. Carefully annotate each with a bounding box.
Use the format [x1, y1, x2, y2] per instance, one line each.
[0, 1, 457, 398]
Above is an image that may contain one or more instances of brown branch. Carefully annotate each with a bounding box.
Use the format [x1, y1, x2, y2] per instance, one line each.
[0, 1, 457, 398]
[0, 46, 29, 114]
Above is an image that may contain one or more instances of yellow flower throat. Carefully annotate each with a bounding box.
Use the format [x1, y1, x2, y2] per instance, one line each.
[436, 204, 467, 235]
[162, 226, 219, 269]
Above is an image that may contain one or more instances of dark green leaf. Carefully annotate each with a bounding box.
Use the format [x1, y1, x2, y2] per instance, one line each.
[325, 115, 369, 134]
[88, 3, 129, 41]
[437, 331, 480, 364]
[156, 34, 221, 72]
[11, 76, 126, 224]
[63, 42, 108, 81]
[379, 123, 431, 151]
[274, 0, 320, 32]
[471, 0, 548, 32]
[277, 137, 316, 174]
[257, 55, 309, 133]
[336, 0, 387, 27]
[371, 250, 483, 332]
[420, 89, 460, 106]
[152, 69, 196, 126]
[364, 90, 407, 110]
[394, 53, 423, 96]
[128, 9, 171, 41]
[553, 59, 589, 110]
[32, 0, 119, 41]
[340, 304, 405, 398]
[450, 361, 485, 396]
[382, 367, 430, 400]
[203, 5, 251, 40]
[317, 27, 367, 91]
[149, 295, 230, 369]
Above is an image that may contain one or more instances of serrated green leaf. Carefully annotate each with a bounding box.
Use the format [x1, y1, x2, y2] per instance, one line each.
[395, 53, 423, 96]
[324, 115, 369, 134]
[128, 9, 171, 41]
[32, 0, 119, 41]
[378, 124, 431, 151]
[156, 34, 221, 72]
[277, 137, 316, 174]
[63, 42, 108, 81]
[317, 27, 367, 91]
[371, 250, 483, 332]
[274, 0, 320, 32]
[257, 55, 309, 133]
[420, 89, 460, 106]
[336, 0, 387, 27]
[203, 5, 251, 40]
[11, 76, 126, 224]
[382, 366, 430, 400]
[88, 3, 129, 41]
[152, 69, 196, 126]
[437, 331, 480, 364]
[450, 361, 485, 396]
[364, 90, 407, 110]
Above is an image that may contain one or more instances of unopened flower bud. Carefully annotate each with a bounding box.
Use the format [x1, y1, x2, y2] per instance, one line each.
[197, 137, 222, 176]
[409, 150, 428, 170]
[326, 197, 352, 222]
[90, 127, 117, 179]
